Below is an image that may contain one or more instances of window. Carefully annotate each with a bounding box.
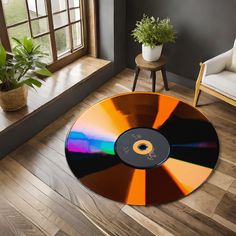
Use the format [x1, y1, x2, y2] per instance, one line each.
[0, 0, 87, 68]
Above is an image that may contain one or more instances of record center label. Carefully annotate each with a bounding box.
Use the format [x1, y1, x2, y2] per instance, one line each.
[115, 128, 170, 169]
[133, 140, 153, 156]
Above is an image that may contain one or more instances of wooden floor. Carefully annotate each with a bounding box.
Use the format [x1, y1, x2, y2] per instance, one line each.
[0, 69, 236, 236]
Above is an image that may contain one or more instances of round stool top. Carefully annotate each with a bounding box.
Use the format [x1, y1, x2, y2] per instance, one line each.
[135, 54, 167, 71]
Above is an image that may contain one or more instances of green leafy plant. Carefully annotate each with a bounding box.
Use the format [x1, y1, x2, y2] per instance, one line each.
[132, 15, 176, 48]
[0, 37, 52, 92]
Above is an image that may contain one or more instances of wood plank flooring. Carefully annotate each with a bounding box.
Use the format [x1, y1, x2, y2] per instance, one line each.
[0, 69, 236, 235]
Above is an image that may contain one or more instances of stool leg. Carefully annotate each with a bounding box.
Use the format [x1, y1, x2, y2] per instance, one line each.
[151, 71, 156, 92]
[150, 72, 153, 78]
[132, 67, 140, 92]
[161, 69, 169, 91]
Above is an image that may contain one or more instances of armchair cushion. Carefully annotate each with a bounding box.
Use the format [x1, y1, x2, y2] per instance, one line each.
[202, 71, 236, 100]
[226, 39, 236, 72]
[204, 50, 232, 76]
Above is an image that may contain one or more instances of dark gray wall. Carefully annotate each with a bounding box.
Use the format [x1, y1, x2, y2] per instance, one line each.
[98, 0, 114, 60]
[126, 0, 236, 80]
[98, 0, 126, 74]
[113, 0, 127, 74]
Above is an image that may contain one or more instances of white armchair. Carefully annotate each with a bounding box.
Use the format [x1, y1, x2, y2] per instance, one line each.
[194, 41, 236, 107]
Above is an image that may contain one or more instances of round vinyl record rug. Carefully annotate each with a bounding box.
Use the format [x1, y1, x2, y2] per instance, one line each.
[65, 93, 219, 205]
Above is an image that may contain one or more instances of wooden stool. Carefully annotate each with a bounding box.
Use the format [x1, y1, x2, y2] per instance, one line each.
[132, 54, 169, 92]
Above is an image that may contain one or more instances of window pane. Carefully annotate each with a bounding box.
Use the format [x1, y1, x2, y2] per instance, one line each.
[53, 12, 68, 29]
[3, 0, 28, 26]
[28, 0, 36, 15]
[34, 35, 53, 63]
[69, 0, 80, 8]
[55, 27, 70, 56]
[72, 22, 82, 49]
[8, 23, 30, 47]
[31, 18, 49, 36]
[28, 0, 47, 19]
[51, 0, 66, 13]
[70, 8, 80, 22]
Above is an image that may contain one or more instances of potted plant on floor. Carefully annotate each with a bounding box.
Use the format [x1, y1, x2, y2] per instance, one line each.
[132, 14, 176, 62]
[0, 37, 52, 111]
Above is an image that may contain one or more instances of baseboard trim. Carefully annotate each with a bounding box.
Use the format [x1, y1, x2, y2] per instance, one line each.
[166, 71, 195, 90]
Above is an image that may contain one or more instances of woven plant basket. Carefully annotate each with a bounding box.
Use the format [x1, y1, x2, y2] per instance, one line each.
[0, 85, 28, 111]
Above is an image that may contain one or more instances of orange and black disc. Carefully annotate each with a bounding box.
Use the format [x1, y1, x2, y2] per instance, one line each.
[65, 93, 219, 205]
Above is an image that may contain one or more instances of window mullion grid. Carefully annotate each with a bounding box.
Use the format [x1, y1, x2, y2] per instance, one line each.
[0, 1, 12, 51]
[33, 31, 50, 40]
[79, 0, 85, 48]
[46, 0, 57, 62]
[69, 6, 79, 11]
[7, 20, 28, 29]
[0, 0, 87, 65]
[25, 0, 33, 38]
[66, 0, 74, 53]
[52, 9, 67, 16]
[31, 15, 48, 21]
[35, 0, 39, 17]
[53, 20, 80, 31]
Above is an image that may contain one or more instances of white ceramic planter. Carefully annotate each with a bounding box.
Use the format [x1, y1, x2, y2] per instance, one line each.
[142, 44, 163, 62]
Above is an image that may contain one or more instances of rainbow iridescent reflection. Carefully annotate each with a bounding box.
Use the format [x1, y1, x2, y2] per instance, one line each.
[66, 131, 115, 155]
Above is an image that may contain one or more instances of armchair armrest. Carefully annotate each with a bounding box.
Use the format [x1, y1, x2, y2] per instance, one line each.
[204, 50, 232, 76]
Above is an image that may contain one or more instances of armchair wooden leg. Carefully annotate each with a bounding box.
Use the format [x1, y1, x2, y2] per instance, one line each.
[193, 85, 201, 107]
[193, 63, 205, 107]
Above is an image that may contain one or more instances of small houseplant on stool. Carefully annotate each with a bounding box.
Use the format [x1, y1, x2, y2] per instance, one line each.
[0, 37, 52, 111]
[132, 14, 176, 61]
